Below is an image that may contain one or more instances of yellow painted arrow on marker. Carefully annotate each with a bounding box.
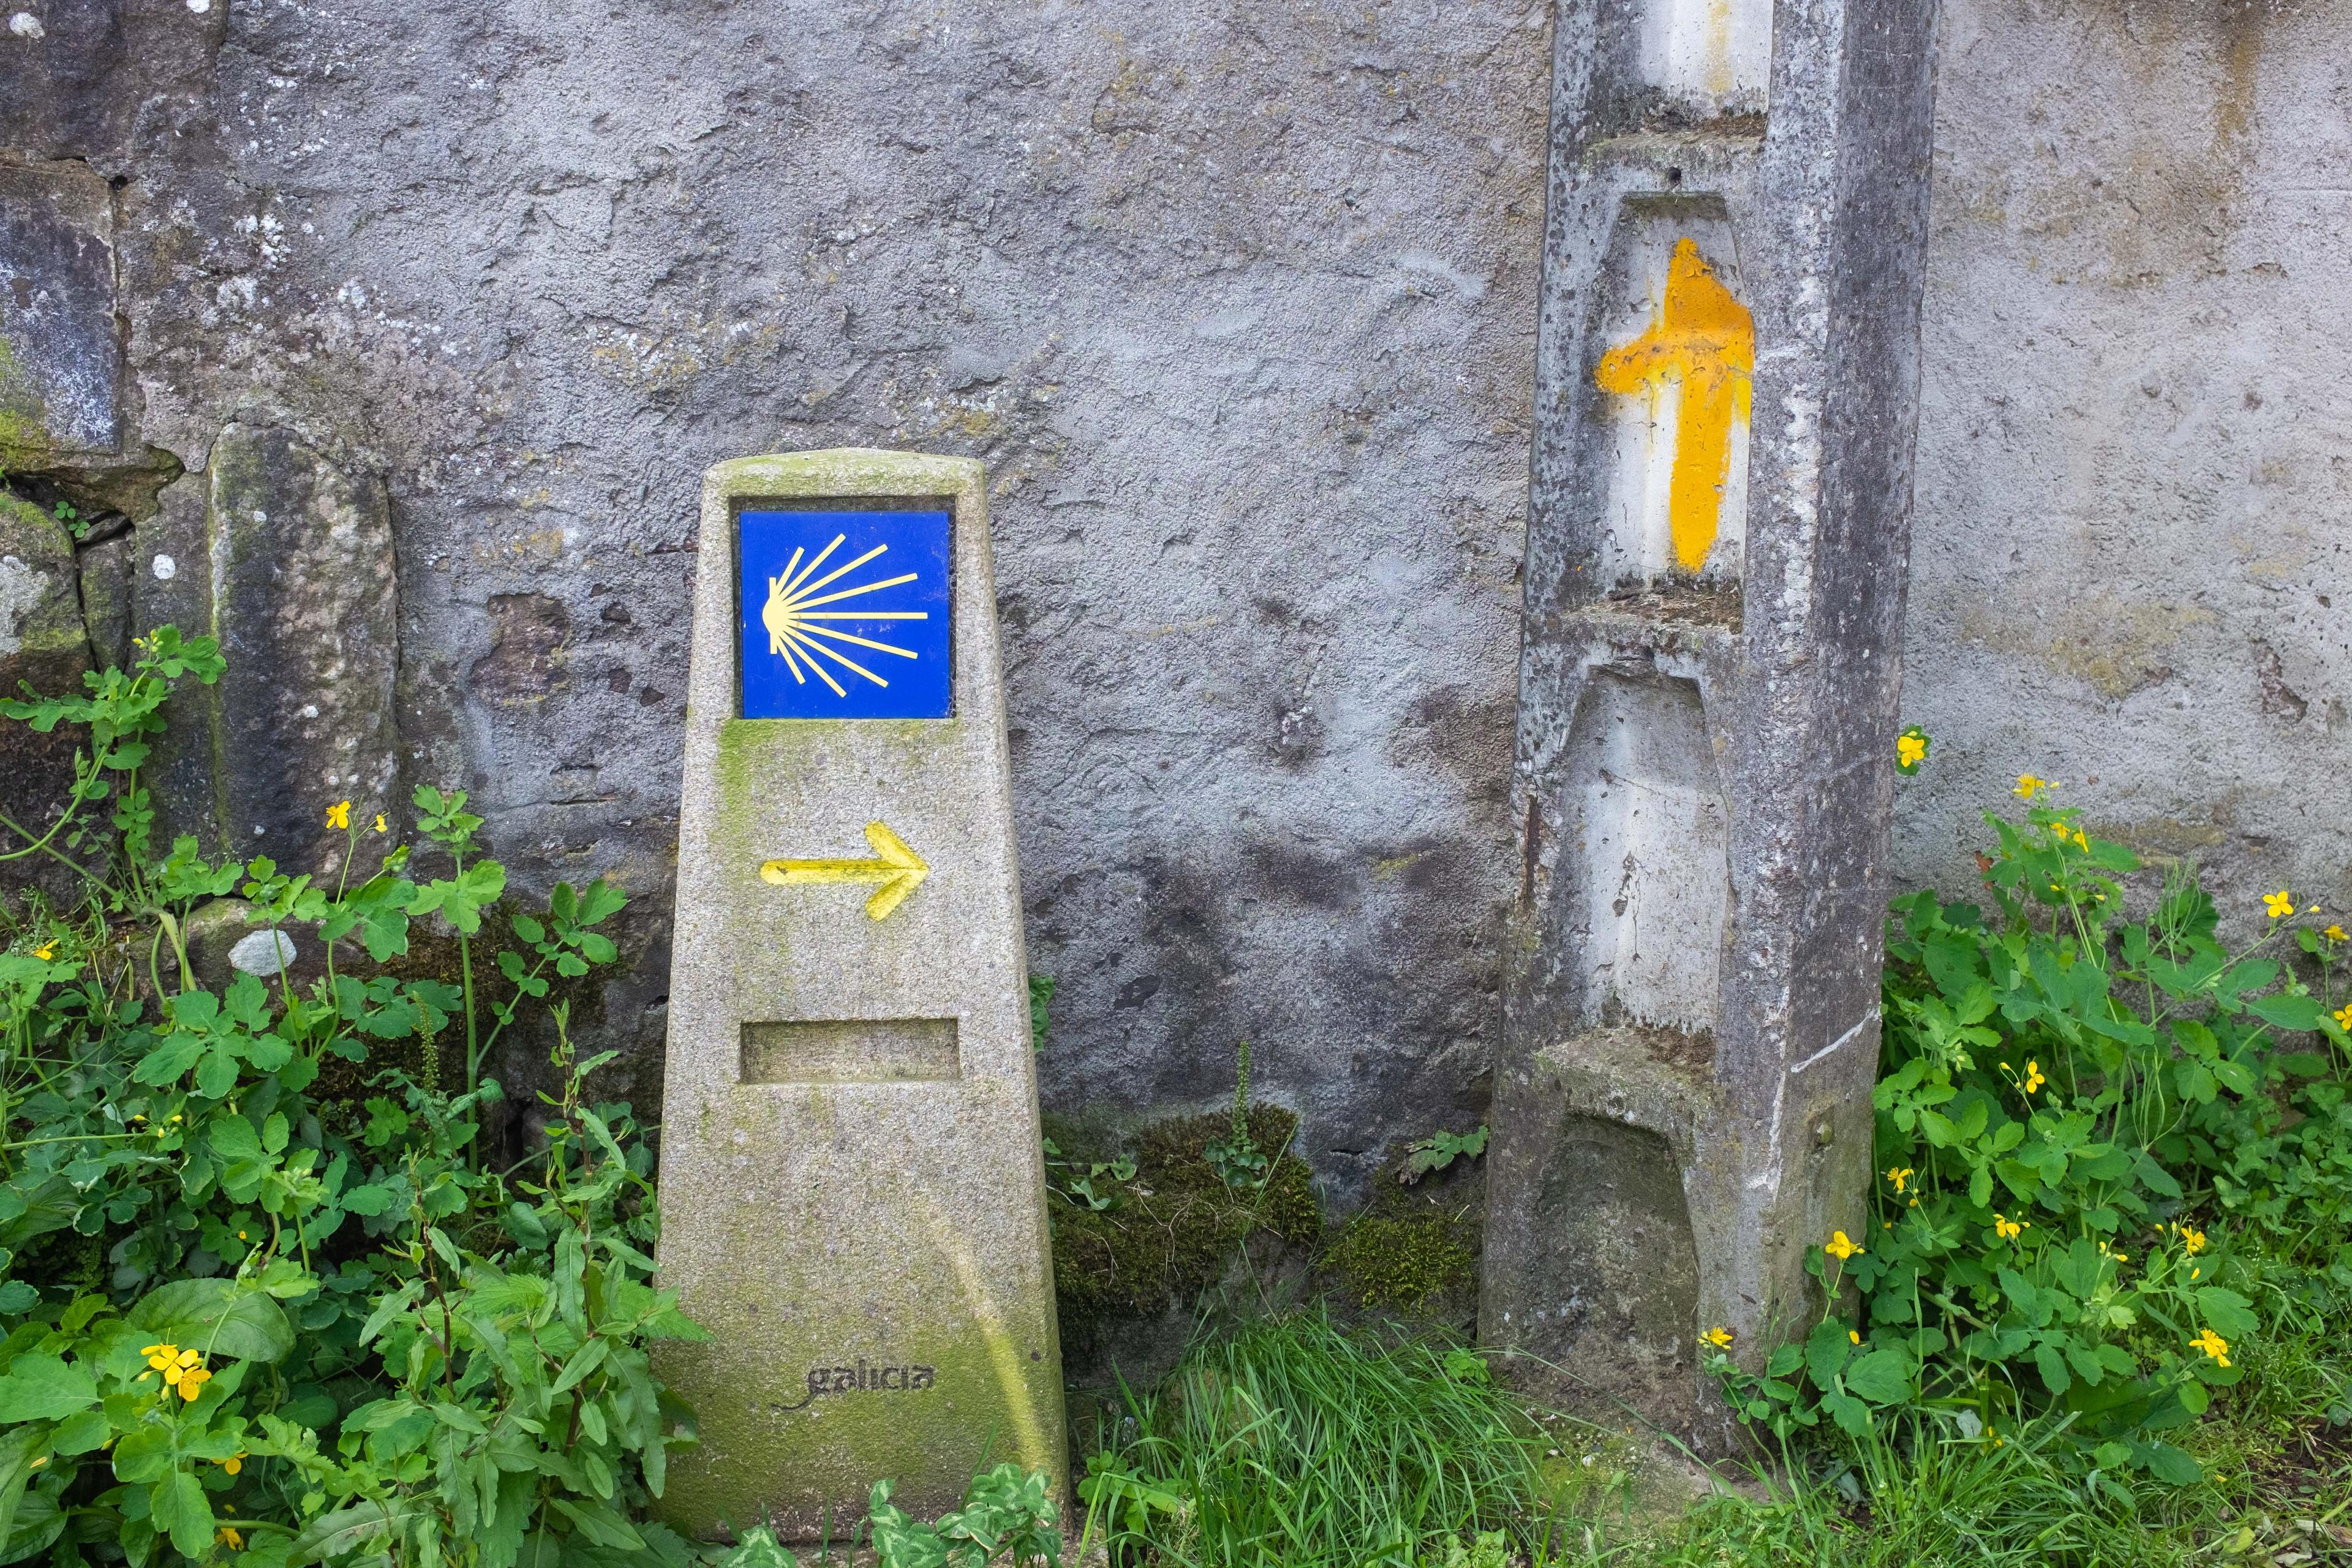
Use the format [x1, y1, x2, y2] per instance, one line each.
[759, 820, 931, 921]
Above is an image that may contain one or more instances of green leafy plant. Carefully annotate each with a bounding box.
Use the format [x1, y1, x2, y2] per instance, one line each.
[1026, 976, 1054, 1057]
[1042, 1141, 1136, 1215]
[1708, 774, 2350, 1496]
[1202, 1042, 1268, 1192]
[865, 1466, 1061, 1568]
[0, 628, 709, 1566]
[1398, 1126, 1488, 1188]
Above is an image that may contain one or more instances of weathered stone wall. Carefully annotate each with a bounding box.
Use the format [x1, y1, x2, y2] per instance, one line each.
[1, 0, 1550, 1195]
[1898, 0, 2352, 917]
[8, 0, 2343, 1210]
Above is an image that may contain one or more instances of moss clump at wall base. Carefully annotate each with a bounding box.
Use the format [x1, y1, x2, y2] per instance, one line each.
[1050, 1104, 1321, 1327]
[1317, 1135, 1486, 1320]
[1322, 1214, 1477, 1310]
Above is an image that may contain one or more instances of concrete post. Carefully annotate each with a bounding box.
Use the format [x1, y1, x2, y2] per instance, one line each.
[1480, 0, 1941, 1448]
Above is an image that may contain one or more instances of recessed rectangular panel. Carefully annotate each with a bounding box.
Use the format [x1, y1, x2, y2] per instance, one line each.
[739, 1017, 961, 1084]
[738, 508, 952, 719]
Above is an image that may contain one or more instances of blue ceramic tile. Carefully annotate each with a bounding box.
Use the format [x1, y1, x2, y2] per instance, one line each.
[739, 509, 952, 719]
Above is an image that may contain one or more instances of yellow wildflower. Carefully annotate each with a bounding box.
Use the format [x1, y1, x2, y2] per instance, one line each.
[1701, 1327, 1733, 1349]
[1885, 1166, 1913, 1194]
[374, 813, 387, 833]
[2190, 1328, 2231, 1368]
[1897, 732, 1928, 768]
[2015, 774, 2052, 800]
[2327, 925, 2347, 943]
[326, 799, 352, 830]
[2071, 829, 2089, 850]
[32, 941, 54, 960]
[2022, 1060, 2045, 1095]
[2176, 1223, 2207, 1255]
[141, 1343, 178, 1373]
[174, 1354, 211, 1401]
[1824, 1231, 1863, 1261]
[217, 1528, 244, 1551]
[219, 1453, 245, 1476]
[2335, 1005, 2352, 1032]
[1849, 1330, 1861, 1345]
[1993, 1213, 2028, 1241]
[2264, 889, 2295, 919]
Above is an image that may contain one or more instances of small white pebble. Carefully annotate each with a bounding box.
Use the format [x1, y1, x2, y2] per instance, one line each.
[1581, 1454, 1596, 1468]
[8, 12, 43, 39]
[186, 0, 209, 12]
[151, 554, 177, 581]
[301, 703, 319, 718]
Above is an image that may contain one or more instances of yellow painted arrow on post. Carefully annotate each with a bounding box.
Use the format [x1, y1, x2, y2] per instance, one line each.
[759, 820, 931, 921]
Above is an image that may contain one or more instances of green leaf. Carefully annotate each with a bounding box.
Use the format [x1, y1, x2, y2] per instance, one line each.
[1, 1488, 64, 1566]
[1843, 1348, 1912, 1405]
[2211, 1058, 2259, 1096]
[0, 1354, 96, 1422]
[194, 1047, 239, 1099]
[1804, 1320, 1852, 1392]
[208, 1116, 263, 1163]
[2136, 1440, 2203, 1485]
[2195, 1287, 2258, 1338]
[545, 1498, 643, 1552]
[130, 1033, 208, 1085]
[1765, 1343, 1804, 1379]
[288, 1503, 428, 1564]
[2177, 1379, 2210, 1415]
[149, 1470, 213, 1561]
[1819, 1390, 1872, 1437]
[550, 1336, 610, 1395]
[1969, 1164, 1993, 1208]
[340, 1183, 397, 1218]
[108, 1425, 176, 1485]
[2247, 992, 2327, 1031]
[127, 1278, 295, 1364]
[478, 1468, 537, 1568]
[50, 1407, 110, 1454]
[0, 1427, 40, 1558]
[1997, 1268, 2045, 1326]
[2034, 1341, 2071, 1395]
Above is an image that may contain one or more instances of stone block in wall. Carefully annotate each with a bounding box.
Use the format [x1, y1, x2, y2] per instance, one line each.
[0, 491, 91, 894]
[0, 159, 118, 467]
[75, 528, 133, 676]
[0, 0, 228, 162]
[132, 426, 401, 876]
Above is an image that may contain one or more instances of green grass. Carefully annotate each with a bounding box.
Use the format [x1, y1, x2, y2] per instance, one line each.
[1071, 1248, 2352, 1568]
[1076, 1305, 1554, 1567]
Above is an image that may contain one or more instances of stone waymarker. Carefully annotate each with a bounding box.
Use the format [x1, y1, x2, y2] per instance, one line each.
[655, 450, 1066, 1539]
[1481, 0, 1940, 1447]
